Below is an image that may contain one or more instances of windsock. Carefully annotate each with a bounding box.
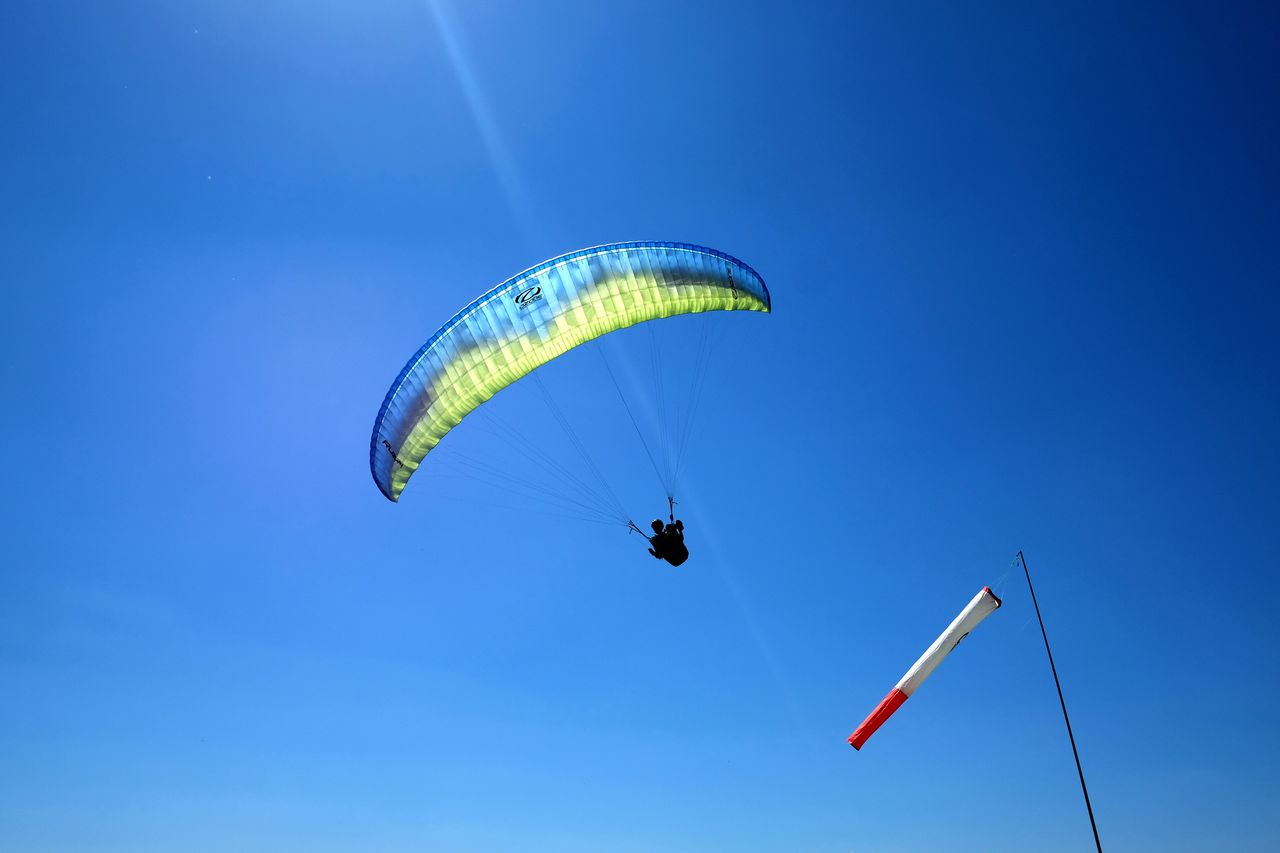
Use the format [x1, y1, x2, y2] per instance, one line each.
[849, 586, 1001, 750]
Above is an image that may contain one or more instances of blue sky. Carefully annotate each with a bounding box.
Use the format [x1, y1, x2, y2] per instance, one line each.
[2, 2, 1278, 850]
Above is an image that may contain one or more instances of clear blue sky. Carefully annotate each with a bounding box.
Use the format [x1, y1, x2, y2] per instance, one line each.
[3, 2, 1278, 851]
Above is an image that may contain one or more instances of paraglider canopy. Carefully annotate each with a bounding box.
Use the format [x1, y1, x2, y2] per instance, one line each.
[369, 241, 771, 502]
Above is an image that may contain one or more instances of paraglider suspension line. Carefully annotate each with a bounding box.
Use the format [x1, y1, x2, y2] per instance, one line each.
[530, 371, 631, 525]
[594, 341, 670, 495]
[1019, 550, 1103, 853]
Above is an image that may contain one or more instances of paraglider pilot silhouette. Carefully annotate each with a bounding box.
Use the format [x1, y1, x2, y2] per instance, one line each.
[645, 499, 688, 567]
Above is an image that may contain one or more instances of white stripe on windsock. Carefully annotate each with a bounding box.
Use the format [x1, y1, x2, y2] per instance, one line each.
[897, 586, 1001, 697]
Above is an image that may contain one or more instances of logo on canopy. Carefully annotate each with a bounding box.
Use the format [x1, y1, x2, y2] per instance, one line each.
[381, 439, 407, 469]
[514, 284, 543, 309]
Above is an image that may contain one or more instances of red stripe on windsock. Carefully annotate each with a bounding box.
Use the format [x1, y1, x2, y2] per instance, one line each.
[848, 688, 908, 750]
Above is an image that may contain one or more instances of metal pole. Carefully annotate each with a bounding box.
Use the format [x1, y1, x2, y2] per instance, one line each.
[1018, 550, 1103, 853]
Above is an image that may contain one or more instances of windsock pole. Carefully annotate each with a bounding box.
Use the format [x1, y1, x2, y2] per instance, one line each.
[1019, 550, 1102, 853]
